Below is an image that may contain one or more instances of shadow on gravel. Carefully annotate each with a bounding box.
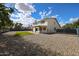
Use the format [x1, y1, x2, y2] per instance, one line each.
[0, 33, 61, 56]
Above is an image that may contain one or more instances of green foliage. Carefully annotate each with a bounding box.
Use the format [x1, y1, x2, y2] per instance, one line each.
[13, 23, 23, 30]
[14, 31, 33, 36]
[62, 19, 79, 28]
[0, 3, 14, 30]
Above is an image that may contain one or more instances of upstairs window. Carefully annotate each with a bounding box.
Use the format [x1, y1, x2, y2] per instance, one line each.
[41, 20, 45, 23]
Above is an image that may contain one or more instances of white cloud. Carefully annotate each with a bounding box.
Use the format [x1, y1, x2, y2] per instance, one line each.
[10, 13, 20, 18]
[55, 15, 59, 17]
[39, 11, 42, 15]
[11, 15, 36, 27]
[58, 17, 66, 27]
[11, 3, 36, 27]
[51, 15, 59, 18]
[15, 3, 36, 13]
[46, 10, 52, 16]
[69, 18, 79, 23]
[39, 8, 52, 19]
[39, 11, 46, 19]
[59, 17, 79, 27]
[48, 7, 52, 9]
[59, 21, 65, 27]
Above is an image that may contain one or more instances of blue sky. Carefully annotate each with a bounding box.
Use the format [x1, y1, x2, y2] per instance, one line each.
[5, 3, 79, 27]
[33, 3, 79, 19]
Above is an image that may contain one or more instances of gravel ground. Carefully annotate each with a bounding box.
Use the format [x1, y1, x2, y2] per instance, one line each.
[2, 31, 79, 55]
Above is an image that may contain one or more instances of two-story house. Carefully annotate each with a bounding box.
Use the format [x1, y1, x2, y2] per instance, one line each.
[32, 17, 60, 33]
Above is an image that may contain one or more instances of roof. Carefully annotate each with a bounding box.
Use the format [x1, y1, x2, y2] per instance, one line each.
[33, 17, 61, 28]
[42, 17, 61, 28]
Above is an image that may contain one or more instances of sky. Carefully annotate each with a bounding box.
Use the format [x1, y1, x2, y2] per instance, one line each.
[5, 3, 79, 27]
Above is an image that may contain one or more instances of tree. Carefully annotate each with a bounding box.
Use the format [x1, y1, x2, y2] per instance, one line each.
[13, 23, 23, 30]
[62, 19, 79, 28]
[73, 19, 79, 28]
[0, 3, 14, 31]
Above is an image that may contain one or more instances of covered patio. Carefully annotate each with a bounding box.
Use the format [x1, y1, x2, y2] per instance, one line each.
[33, 26, 47, 33]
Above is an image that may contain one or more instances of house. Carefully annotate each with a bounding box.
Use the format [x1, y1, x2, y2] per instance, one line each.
[32, 16, 61, 33]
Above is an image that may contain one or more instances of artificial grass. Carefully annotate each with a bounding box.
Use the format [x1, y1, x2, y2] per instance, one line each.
[14, 31, 33, 36]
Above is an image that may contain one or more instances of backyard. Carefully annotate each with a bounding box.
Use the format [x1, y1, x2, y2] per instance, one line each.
[0, 3, 79, 56]
[0, 31, 79, 56]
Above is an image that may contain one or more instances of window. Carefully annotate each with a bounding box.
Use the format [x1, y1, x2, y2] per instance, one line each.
[35, 28, 38, 31]
[43, 27, 46, 30]
[41, 20, 45, 23]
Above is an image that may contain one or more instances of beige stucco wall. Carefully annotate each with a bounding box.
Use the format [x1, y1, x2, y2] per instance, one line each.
[46, 18, 60, 33]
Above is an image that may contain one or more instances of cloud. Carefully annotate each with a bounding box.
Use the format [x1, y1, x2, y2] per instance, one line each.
[39, 8, 52, 19]
[48, 7, 52, 9]
[10, 14, 36, 27]
[39, 11, 46, 19]
[55, 15, 59, 17]
[5, 3, 15, 8]
[10, 3, 36, 27]
[10, 13, 20, 18]
[58, 17, 67, 27]
[51, 15, 59, 18]
[59, 17, 79, 27]
[69, 18, 79, 23]
[59, 21, 64, 27]
[46, 10, 52, 16]
[59, 20, 68, 27]
[15, 3, 36, 13]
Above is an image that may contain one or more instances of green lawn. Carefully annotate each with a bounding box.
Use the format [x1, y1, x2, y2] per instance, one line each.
[14, 31, 33, 36]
